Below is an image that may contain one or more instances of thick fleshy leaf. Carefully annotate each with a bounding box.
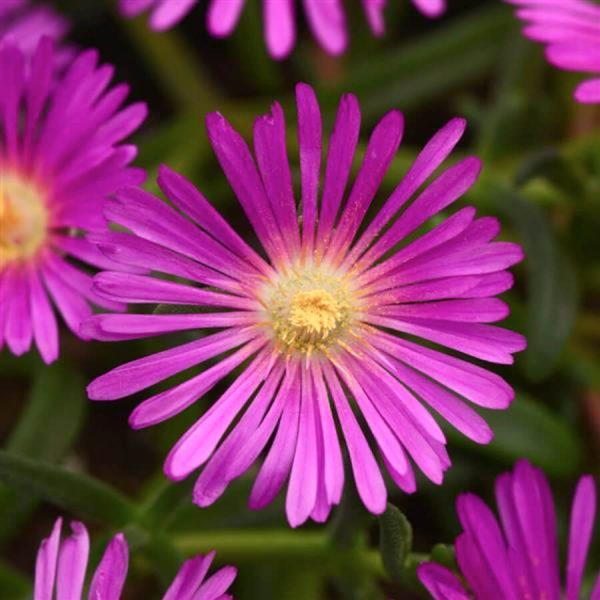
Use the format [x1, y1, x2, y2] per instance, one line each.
[379, 504, 413, 585]
[0, 452, 135, 526]
[491, 187, 577, 380]
[450, 392, 582, 476]
[0, 363, 86, 545]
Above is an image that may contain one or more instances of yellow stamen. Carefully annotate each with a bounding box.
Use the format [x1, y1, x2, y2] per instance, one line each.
[289, 289, 340, 336]
[1, 173, 48, 268]
[261, 263, 357, 355]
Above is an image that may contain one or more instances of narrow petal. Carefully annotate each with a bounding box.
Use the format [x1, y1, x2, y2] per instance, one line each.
[87, 328, 257, 400]
[316, 93, 361, 249]
[369, 331, 514, 409]
[4, 266, 33, 356]
[566, 475, 597, 600]
[163, 553, 215, 600]
[357, 156, 482, 271]
[264, 0, 296, 59]
[205, 112, 289, 265]
[575, 78, 600, 103]
[296, 83, 322, 256]
[322, 361, 387, 514]
[326, 110, 404, 263]
[457, 494, 516, 598]
[225, 361, 295, 481]
[165, 350, 271, 479]
[253, 102, 301, 254]
[93, 272, 259, 310]
[34, 518, 62, 600]
[345, 117, 467, 267]
[28, 266, 59, 364]
[312, 362, 344, 504]
[286, 367, 320, 527]
[302, 0, 347, 55]
[195, 565, 237, 600]
[56, 522, 89, 600]
[149, 0, 198, 30]
[131, 337, 266, 429]
[193, 363, 285, 507]
[412, 0, 446, 18]
[157, 165, 271, 277]
[88, 533, 129, 600]
[207, 0, 245, 36]
[249, 363, 301, 509]
[418, 563, 470, 600]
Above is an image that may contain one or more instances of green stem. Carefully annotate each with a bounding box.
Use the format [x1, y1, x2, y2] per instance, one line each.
[174, 530, 385, 576]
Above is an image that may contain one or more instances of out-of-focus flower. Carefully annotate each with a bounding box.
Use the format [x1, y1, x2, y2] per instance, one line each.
[506, 0, 600, 104]
[0, 38, 146, 364]
[86, 83, 525, 527]
[419, 460, 599, 600]
[34, 518, 237, 599]
[0, 0, 70, 58]
[119, 0, 446, 59]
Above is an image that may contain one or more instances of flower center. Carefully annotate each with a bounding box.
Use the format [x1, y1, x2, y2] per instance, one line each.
[263, 265, 355, 355]
[289, 289, 341, 337]
[0, 172, 48, 268]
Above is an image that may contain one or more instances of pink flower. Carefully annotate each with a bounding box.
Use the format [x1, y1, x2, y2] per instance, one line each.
[86, 83, 525, 527]
[34, 518, 236, 599]
[0, 0, 70, 59]
[418, 460, 600, 600]
[506, 0, 600, 104]
[119, 0, 446, 59]
[0, 39, 146, 364]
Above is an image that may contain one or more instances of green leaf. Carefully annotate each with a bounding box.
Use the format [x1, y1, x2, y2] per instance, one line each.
[378, 504, 412, 585]
[322, 5, 512, 119]
[0, 362, 87, 545]
[460, 392, 583, 476]
[490, 186, 578, 380]
[0, 452, 136, 526]
[8, 362, 86, 459]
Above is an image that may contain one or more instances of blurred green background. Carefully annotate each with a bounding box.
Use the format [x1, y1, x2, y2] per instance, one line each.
[1, 0, 599, 598]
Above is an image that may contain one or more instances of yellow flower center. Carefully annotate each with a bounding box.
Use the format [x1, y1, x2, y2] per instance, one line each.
[262, 265, 356, 355]
[1, 172, 48, 269]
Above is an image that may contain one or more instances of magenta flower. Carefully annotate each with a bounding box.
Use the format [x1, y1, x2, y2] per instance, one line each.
[34, 517, 236, 599]
[506, 0, 600, 104]
[418, 460, 599, 600]
[119, 0, 446, 59]
[0, 38, 146, 364]
[0, 0, 69, 58]
[86, 83, 525, 527]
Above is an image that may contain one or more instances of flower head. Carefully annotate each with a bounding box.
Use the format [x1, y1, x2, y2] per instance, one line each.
[87, 83, 525, 527]
[418, 460, 599, 600]
[0, 38, 146, 363]
[0, 0, 70, 58]
[506, 0, 600, 104]
[119, 0, 446, 59]
[34, 517, 236, 599]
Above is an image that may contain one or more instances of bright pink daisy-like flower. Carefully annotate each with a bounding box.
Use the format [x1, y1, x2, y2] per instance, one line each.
[86, 83, 525, 527]
[506, 0, 600, 104]
[419, 460, 599, 600]
[35, 517, 236, 599]
[0, 0, 69, 57]
[0, 38, 147, 364]
[119, 0, 446, 59]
